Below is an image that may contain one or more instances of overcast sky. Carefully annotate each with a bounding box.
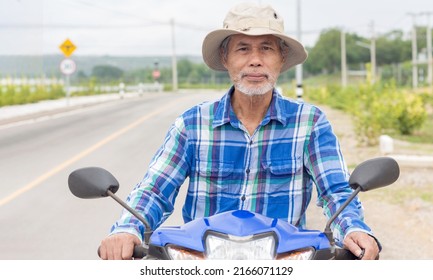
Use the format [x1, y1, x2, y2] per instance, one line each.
[0, 0, 432, 56]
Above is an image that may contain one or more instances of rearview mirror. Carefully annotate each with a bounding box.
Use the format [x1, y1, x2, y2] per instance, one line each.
[68, 167, 119, 199]
[349, 157, 400, 192]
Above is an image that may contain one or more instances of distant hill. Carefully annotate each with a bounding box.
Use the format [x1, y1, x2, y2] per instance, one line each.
[0, 55, 203, 77]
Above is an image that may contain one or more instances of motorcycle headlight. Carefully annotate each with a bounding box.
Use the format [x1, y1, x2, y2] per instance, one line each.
[205, 232, 276, 260]
[276, 247, 315, 260]
[166, 245, 205, 260]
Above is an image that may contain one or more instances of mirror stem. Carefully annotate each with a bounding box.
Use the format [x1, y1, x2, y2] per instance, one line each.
[107, 190, 152, 245]
[323, 187, 361, 253]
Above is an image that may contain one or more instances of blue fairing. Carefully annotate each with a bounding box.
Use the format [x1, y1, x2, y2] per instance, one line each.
[150, 210, 331, 253]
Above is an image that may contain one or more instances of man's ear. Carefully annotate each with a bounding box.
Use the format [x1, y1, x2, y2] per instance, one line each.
[220, 47, 228, 68]
[281, 48, 288, 64]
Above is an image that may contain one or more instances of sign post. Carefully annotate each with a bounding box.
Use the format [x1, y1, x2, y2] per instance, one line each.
[59, 39, 77, 105]
[59, 58, 76, 105]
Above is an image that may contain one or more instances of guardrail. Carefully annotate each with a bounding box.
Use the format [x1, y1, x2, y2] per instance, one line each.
[69, 83, 163, 95]
[1, 78, 163, 94]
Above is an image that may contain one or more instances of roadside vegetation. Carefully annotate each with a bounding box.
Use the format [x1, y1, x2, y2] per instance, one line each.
[302, 81, 431, 146]
[0, 81, 65, 106]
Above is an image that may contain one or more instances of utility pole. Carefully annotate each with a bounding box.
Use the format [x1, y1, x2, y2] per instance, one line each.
[295, 0, 303, 101]
[341, 29, 347, 87]
[421, 12, 433, 90]
[370, 21, 377, 84]
[355, 39, 375, 85]
[408, 13, 418, 89]
[170, 18, 178, 92]
[353, 21, 377, 85]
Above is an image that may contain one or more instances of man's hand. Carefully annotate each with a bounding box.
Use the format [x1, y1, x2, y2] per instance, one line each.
[99, 233, 141, 260]
[343, 231, 380, 260]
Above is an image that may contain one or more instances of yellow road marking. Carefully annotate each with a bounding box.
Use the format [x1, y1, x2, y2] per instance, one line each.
[0, 97, 187, 207]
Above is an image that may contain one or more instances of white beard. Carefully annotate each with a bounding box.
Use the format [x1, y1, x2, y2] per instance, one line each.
[233, 72, 277, 96]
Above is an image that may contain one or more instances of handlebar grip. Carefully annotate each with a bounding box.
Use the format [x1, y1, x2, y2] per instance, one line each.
[132, 245, 147, 259]
[334, 248, 380, 260]
[97, 245, 147, 259]
[334, 248, 358, 260]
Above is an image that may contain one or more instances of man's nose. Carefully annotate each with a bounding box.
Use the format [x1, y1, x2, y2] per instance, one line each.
[248, 48, 263, 67]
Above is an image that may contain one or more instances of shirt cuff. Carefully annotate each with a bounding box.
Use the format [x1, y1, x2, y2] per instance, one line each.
[110, 226, 144, 243]
[344, 228, 382, 252]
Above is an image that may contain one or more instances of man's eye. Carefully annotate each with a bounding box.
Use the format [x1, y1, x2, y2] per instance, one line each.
[237, 47, 248, 51]
[262, 46, 273, 51]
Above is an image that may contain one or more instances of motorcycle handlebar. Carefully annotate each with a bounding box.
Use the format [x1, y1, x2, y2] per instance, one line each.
[97, 245, 373, 260]
[132, 245, 147, 259]
[97, 245, 147, 259]
[334, 248, 358, 260]
[334, 248, 379, 260]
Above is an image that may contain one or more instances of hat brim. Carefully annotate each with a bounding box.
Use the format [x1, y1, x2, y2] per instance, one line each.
[202, 28, 308, 73]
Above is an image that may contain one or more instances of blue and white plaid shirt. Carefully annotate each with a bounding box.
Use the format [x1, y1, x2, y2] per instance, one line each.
[111, 87, 373, 245]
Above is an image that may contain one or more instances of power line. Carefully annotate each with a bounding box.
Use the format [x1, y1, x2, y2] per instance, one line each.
[61, 0, 210, 32]
[61, 0, 168, 25]
[0, 23, 162, 29]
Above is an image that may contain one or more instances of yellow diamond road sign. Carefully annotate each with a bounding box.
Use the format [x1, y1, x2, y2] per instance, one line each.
[59, 39, 76, 57]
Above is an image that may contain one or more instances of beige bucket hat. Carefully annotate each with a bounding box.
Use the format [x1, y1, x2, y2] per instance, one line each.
[202, 3, 308, 73]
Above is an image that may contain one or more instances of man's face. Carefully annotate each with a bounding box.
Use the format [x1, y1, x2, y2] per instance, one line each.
[222, 34, 284, 96]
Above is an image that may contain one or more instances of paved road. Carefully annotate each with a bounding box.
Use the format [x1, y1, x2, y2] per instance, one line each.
[0, 90, 223, 259]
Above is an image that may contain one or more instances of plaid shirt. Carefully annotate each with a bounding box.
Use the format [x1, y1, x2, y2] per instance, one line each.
[111, 87, 373, 245]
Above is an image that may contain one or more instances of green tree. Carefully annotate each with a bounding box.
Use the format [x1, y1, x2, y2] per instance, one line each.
[91, 65, 124, 83]
[303, 28, 415, 76]
[376, 30, 411, 65]
[304, 28, 342, 74]
[304, 28, 369, 75]
[123, 68, 153, 84]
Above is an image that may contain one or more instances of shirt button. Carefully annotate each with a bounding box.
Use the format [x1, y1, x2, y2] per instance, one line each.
[241, 195, 246, 201]
[246, 169, 250, 174]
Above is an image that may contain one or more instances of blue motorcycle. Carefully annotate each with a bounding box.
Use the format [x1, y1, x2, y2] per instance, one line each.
[68, 157, 399, 260]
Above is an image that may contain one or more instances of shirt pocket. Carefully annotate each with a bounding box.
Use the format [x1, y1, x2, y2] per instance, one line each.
[260, 157, 302, 194]
[261, 157, 302, 176]
[197, 160, 234, 178]
[195, 160, 241, 194]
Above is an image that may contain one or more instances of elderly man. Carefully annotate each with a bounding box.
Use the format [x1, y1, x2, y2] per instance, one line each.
[99, 3, 380, 260]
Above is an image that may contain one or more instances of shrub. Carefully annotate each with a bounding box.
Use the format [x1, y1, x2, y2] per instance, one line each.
[0, 82, 66, 106]
[305, 82, 428, 145]
[396, 93, 427, 135]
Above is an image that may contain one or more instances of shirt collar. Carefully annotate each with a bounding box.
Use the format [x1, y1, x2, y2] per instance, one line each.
[212, 86, 289, 128]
